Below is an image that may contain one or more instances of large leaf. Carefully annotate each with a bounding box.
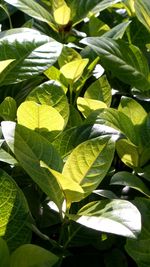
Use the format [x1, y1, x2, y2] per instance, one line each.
[10, 244, 59, 267]
[0, 97, 17, 121]
[4, 0, 56, 29]
[17, 101, 64, 141]
[70, 199, 141, 238]
[26, 80, 69, 127]
[110, 171, 150, 197]
[85, 108, 137, 144]
[1, 121, 64, 212]
[63, 136, 115, 197]
[103, 21, 131, 39]
[0, 169, 31, 251]
[81, 37, 150, 91]
[126, 198, 150, 267]
[135, 0, 150, 32]
[0, 28, 63, 85]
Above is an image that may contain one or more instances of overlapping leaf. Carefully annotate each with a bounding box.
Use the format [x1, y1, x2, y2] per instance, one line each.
[0, 28, 63, 85]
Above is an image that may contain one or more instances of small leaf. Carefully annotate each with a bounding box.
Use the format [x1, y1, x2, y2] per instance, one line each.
[116, 139, 139, 168]
[84, 75, 112, 107]
[70, 199, 141, 238]
[0, 59, 15, 73]
[110, 171, 150, 197]
[0, 238, 10, 267]
[10, 244, 59, 267]
[60, 59, 89, 82]
[58, 46, 81, 68]
[77, 97, 107, 118]
[63, 136, 115, 197]
[0, 169, 31, 251]
[54, 4, 71, 25]
[0, 97, 17, 121]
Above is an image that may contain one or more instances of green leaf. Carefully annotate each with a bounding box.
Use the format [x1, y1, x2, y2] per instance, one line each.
[85, 108, 137, 144]
[66, 105, 83, 128]
[0, 28, 63, 85]
[70, 199, 141, 238]
[0, 238, 10, 267]
[0, 147, 17, 165]
[125, 198, 150, 267]
[1, 121, 64, 212]
[103, 21, 131, 39]
[10, 244, 59, 267]
[0, 59, 15, 73]
[4, 0, 56, 29]
[135, 0, 150, 32]
[77, 97, 107, 118]
[116, 139, 139, 168]
[60, 58, 89, 83]
[89, 16, 110, 37]
[40, 161, 84, 203]
[0, 169, 31, 251]
[110, 171, 150, 197]
[84, 75, 112, 107]
[91, 0, 121, 14]
[63, 136, 115, 197]
[81, 37, 150, 91]
[58, 46, 81, 68]
[17, 101, 64, 141]
[118, 96, 147, 125]
[0, 97, 17, 121]
[26, 80, 69, 127]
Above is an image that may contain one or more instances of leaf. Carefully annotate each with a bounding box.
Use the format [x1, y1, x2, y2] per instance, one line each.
[0, 238, 10, 267]
[0, 28, 63, 85]
[10, 244, 59, 267]
[116, 139, 139, 168]
[125, 198, 150, 267]
[110, 171, 150, 197]
[17, 101, 64, 141]
[118, 96, 147, 125]
[0, 147, 17, 165]
[0, 59, 15, 73]
[84, 75, 112, 107]
[26, 80, 69, 127]
[54, 4, 71, 25]
[63, 136, 115, 197]
[40, 161, 84, 203]
[135, 0, 150, 32]
[58, 46, 81, 68]
[77, 97, 107, 118]
[91, 0, 121, 14]
[66, 105, 83, 128]
[81, 37, 150, 91]
[0, 169, 31, 251]
[89, 16, 110, 37]
[103, 21, 131, 39]
[1, 121, 64, 212]
[4, 0, 56, 29]
[85, 108, 137, 144]
[70, 199, 141, 238]
[60, 59, 89, 82]
[0, 97, 17, 121]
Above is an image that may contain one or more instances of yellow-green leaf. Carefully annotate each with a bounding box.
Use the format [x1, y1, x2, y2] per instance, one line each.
[54, 4, 71, 25]
[60, 59, 89, 82]
[0, 59, 15, 74]
[77, 97, 107, 118]
[17, 101, 64, 141]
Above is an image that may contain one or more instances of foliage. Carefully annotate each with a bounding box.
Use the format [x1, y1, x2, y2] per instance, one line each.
[0, 0, 150, 266]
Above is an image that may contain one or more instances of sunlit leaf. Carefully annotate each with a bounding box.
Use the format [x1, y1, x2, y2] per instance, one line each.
[0, 59, 15, 74]
[54, 4, 71, 25]
[77, 97, 107, 118]
[135, 0, 150, 32]
[70, 199, 141, 238]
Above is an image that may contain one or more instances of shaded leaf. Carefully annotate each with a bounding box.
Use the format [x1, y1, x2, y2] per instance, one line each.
[110, 171, 150, 197]
[0, 97, 17, 121]
[135, 0, 150, 32]
[0, 238, 10, 267]
[0, 169, 31, 251]
[77, 97, 107, 118]
[10, 244, 59, 267]
[0, 59, 15, 73]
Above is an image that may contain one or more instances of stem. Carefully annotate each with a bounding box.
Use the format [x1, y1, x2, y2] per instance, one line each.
[0, 4, 13, 29]
[69, 83, 73, 105]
